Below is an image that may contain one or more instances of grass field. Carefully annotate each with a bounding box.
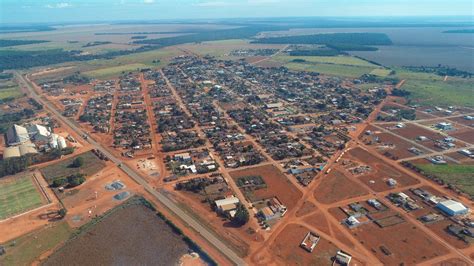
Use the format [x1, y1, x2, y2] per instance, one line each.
[0, 174, 44, 220]
[274, 55, 378, 67]
[84, 63, 148, 79]
[0, 222, 72, 266]
[0, 86, 22, 100]
[417, 164, 474, 197]
[285, 62, 376, 78]
[370, 68, 393, 77]
[40, 151, 106, 183]
[395, 68, 474, 107]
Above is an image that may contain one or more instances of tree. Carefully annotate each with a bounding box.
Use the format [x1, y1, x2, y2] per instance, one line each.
[67, 173, 86, 187]
[58, 208, 67, 218]
[232, 203, 249, 226]
[71, 157, 84, 168]
[52, 177, 68, 188]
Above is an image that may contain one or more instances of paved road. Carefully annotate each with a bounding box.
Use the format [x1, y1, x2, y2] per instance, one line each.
[15, 71, 246, 266]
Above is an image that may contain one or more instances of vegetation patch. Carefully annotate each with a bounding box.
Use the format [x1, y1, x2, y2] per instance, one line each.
[416, 164, 474, 198]
[0, 39, 49, 48]
[83, 63, 148, 78]
[253, 33, 392, 46]
[40, 151, 105, 184]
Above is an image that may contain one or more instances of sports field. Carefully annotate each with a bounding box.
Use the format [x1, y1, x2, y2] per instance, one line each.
[0, 174, 45, 220]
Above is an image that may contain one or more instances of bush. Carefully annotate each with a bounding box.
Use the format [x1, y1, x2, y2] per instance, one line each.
[71, 157, 84, 168]
[52, 177, 68, 188]
[232, 203, 249, 226]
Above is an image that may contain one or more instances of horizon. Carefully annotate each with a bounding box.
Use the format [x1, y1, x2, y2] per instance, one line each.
[1, 0, 473, 24]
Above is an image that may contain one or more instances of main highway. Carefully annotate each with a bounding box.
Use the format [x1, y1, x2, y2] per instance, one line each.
[15, 71, 246, 266]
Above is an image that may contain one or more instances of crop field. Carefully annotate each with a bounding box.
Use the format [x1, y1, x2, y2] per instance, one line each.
[40, 151, 106, 183]
[416, 164, 474, 197]
[0, 221, 73, 266]
[283, 62, 375, 78]
[0, 173, 45, 220]
[44, 201, 190, 265]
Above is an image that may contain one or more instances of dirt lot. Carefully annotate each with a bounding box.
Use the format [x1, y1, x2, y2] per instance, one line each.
[61, 165, 142, 227]
[270, 223, 340, 265]
[363, 129, 430, 159]
[451, 129, 474, 145]
[434, 258, 471, 266]
[347, 147, 419, 192]
[296, 201, 317, 217]
[313, 170, 369, 204]
[229, 164, 302, 210]
[329, 207, 450, 265]
[44, 202, 190, 265]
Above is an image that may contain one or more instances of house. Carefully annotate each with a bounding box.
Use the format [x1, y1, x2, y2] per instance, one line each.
[387, 178, 397, 187]
[259, 206, 276, 221]
[333, 250, 352, 266]
[437, 200, 469, 216]
[215, 196, 240, 218]
[436, 122, 453, 131]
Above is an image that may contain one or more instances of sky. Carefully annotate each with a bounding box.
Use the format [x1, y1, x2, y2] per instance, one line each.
[1, 0, 473, 24]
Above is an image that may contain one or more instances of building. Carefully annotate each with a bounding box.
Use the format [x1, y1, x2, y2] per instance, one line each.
[3, 142, 38, 159]
[437, 200, 469, 216]
[6, 124, 30, 146]
[333, 250, 352, 266]
[215, 196, 240, 218]
[300, 232, 320, 253]
[436, 122, 453, 131]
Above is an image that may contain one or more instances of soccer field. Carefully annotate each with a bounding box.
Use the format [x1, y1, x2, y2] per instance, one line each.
[0, 174, 45, 220]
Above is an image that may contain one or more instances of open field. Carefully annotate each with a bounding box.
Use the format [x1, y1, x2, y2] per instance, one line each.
[44, 201, 190, 265]
[270, 223, 340, 265]
[370, 68, 392, 77]
[229, 164, 302, 210]
[83, 63, 148, 79]
[0, 172, 45, 220]
[267, 54, 381, 78]
[0, 221, 73, 266]
[347, 147, 420, 191]
[40, 151, 106, 183]
[416, 164, 474, 197]
[274, 55, 378, 67]
[313, 170, 369, 204]
[394, 68, 474, 107]
[329, 206, 450, 265]
[0, 86, 22, 100]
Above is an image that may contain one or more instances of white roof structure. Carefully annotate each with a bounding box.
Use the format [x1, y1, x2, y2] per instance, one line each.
[6, 124, 29, 145]
[438, 200, 468, 213]
[215, 196, 240, 208]
[3, 141, 38, 159]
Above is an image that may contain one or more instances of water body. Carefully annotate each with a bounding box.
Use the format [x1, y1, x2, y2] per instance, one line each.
[268, 27, 474, 72]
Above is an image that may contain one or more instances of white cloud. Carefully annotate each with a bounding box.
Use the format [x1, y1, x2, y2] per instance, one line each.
[45, 2, 72, 9]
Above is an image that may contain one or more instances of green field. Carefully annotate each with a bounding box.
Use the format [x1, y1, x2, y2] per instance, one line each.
[40, 151, 106, 183]
[370, 68, 392, 77]
[274, 55, 377, 67]
[0, 86, 22, 100]
[0, 221, 72, 266]
[395, 68, 474, 107]
[417, 164, 474, 197]
[0, 174, 44, 220]
[272, 55, 379, 78]
[84, 63, 148, 79]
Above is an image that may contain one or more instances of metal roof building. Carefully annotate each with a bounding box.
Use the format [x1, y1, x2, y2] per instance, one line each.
[437, 200, 469, 216]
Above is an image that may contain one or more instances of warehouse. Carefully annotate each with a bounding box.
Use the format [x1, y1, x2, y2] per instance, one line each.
[436, 200, 469, 216]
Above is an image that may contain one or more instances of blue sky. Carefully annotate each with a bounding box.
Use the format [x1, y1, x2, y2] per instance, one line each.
[1, 0, 473, 24]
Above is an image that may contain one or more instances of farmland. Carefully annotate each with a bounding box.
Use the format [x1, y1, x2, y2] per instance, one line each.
[84, 63, 148, 79]
[416, 164, 474, 197]
[0, 86, 22, 100]
[44, 200, 191, 265]
[40, 151, 106, 183]
[0, 172, 46, 220]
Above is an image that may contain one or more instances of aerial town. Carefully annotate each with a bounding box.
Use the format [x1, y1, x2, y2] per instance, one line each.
[0, 9, 473, 266]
